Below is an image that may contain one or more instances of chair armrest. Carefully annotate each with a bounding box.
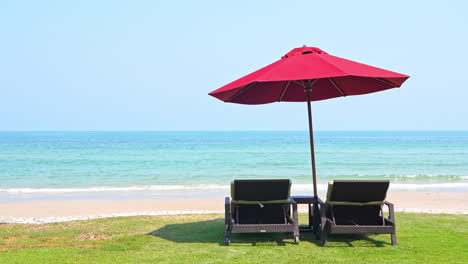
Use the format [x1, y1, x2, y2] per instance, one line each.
[383, 200, 396, 223]
[316, 197, 325, 205]
[290, 198, 299, 224]
[319, 199, 328, 231]
[290, 198, 297, 205]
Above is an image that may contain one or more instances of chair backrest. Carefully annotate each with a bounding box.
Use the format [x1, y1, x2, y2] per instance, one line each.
[231, 179, 291, 202]
[327, 180, 389, 204]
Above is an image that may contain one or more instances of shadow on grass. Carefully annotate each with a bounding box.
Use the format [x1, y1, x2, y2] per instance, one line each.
[317, 234, 390, 247]
[148, 218, 390, 247]
[148, 218, 296, 246]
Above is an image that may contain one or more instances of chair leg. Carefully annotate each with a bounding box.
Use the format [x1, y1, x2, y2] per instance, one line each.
[294, 234, 300, 244]
[313, 203, 320, 239]
[391, 233, 397, 246]
[291, 201, 300, 244]
[321, 230, 328, 246]
[293, 228, 300, 244]
[321, 220, 328, 246]
[224, 197, 232, 245]
[225, 231, 231, 246]
[320, 204, 328, 246]
[312, 202, 320, 239]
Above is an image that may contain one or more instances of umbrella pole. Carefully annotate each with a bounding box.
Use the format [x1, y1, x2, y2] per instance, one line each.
[305, 83, 318, 198]
[305, 82, 320, 236]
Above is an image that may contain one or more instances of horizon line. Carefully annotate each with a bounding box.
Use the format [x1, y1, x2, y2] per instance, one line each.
[0, 129, 467, 132]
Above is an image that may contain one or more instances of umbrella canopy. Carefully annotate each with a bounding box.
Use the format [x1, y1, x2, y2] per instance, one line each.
[209, 47, 409, 104]
[209, 46, 409, 215]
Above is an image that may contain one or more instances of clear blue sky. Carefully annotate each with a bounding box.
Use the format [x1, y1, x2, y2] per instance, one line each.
[1, 0, 467, 130]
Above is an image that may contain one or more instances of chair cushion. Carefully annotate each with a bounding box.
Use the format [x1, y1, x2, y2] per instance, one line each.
[326, 180, 389, 205]
[230, 179, 292, 224]
[231, 179, 291, 201]
[234, 204, 289, 224]
[328, 205, 384, 225]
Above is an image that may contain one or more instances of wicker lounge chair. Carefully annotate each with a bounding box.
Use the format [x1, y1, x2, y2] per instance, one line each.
[224, 179, 299, 245]
[319, 180, 397, 246]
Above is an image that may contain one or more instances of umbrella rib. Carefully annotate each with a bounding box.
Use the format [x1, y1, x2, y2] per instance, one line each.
[278, 81, 291, 102]
[226, 82, 257, 102]
[308, 79, 319, 87]
[294, 79, 318, 88]
[293, 80, 305, 87]
[328, 78, 346, 96]
[374, 77, 399, 87]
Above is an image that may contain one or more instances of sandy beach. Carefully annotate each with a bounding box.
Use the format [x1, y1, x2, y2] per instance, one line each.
[0, 192, 466, 224]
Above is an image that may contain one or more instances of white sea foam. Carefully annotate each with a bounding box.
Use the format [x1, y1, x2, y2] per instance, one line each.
[389, 183, 468, 191]
[293, 183, 468, 192]
[0, 185, 227, 194]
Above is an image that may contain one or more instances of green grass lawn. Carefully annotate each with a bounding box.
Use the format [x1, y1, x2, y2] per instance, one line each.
[0, 213, 467, 264]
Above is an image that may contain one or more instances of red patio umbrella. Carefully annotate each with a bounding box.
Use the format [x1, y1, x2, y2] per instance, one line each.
[209, 46, 409, 221]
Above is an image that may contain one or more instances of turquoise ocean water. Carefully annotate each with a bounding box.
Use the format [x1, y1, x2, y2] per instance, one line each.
[0, 131, 467, 199]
